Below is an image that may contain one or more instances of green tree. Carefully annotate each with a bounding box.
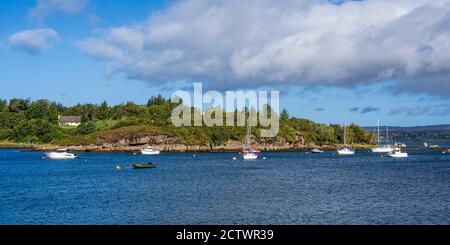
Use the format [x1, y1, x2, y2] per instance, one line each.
[280, 108, 289, 121]
[0, 99, 7, 112]
[78, 121, 97, 135]
[8, 98, 29, 112]
[26, 99, 49, 119]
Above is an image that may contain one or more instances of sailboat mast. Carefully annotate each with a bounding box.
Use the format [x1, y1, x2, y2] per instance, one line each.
[246, 124, 251, 149]
[344, 120, 347, 145]
[386, 126, 389, 143]
[377, 119, 380, 145]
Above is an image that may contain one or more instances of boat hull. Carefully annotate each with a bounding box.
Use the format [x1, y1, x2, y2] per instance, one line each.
[371, 148, 393, 153]
[46, 153, 77, 159]
[243, 154, 258, 160]
[132, 163, 157, 169]
[337, 150, 355, 155]
[388, 153, 408, 158]
[141, 150, 160, 155]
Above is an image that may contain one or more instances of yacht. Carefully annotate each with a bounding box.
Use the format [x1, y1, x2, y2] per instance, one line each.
[424, 142, 439, 148]
[338, 146, 355, 155]
[388, 147, 408, 158]
[311, 148, 324, 154]
[141, 146, 160, 155]
[46, 149, 78, 159]
[242, 125, 258, 160]
[371, 120, 393, 153]
[242, 150, 258, 160]
[337, 121, 355, 155]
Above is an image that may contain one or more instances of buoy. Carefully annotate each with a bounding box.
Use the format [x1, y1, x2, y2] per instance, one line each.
[133, 152, 137, 155]
[232, 157, 237, 160]
[115, 165, 121, 171]
[193, 154, 196, 157]
[263, 157, 266, 160]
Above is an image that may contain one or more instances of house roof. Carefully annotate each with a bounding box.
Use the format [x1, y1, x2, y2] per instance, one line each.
[59, 116, 82, 123]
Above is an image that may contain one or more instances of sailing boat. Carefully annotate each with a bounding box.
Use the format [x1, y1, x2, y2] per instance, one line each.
[242, 125, 258, 160]
[337, 121, 355, 155]
[371, 119, 393, 153]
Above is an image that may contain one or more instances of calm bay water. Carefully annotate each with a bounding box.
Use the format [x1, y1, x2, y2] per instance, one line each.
[1, 148, 449, 224]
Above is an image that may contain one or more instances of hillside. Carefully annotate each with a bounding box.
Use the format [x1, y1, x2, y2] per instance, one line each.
[0, 96, 373, 151]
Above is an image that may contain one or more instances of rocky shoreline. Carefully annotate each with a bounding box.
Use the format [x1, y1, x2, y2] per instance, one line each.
[1, 141, 376, 153]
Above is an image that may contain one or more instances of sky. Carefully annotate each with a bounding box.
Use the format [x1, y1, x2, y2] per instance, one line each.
[1, 0, 450, 127]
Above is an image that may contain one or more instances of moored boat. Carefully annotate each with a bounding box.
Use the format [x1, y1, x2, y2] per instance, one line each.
[141, 146, 160, 155]
[132, 162, 157, 169]
[338, 146, 355, 155]
[388, 147, 408, 158]
[337, 121, 355, 155]
[242, 125, 259, 160]
[311, 148, 324, 154]
[45, 149, 78, 159]
[371, 119, 393, 153]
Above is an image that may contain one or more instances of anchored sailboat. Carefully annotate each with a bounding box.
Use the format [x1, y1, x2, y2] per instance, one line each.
[337, 121, 355, 155]
[242, 125, 258, 160]
[371, 119, 393, 153]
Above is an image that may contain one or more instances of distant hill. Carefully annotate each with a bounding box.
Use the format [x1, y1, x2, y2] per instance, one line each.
[362, 124, 450, 141]
[363, 124, 450, 133]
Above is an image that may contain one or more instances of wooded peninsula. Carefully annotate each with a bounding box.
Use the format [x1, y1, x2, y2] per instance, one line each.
[0, 96, 372, 152]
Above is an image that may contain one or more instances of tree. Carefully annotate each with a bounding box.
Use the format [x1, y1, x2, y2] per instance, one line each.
[8, 98, 29, 112]
[0, 99, 7, 112]
[280, 108, 289, 121]
[147, 94, 166, 106]
[78, 121, 97, 135]
[26, 99, 49, 119]
[97, 101, 111, 120]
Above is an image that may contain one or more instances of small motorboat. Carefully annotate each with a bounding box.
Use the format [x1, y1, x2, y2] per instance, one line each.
[337, 146, 355, 155]
[141, 146, 160, 155]
[132, 162, 157, 169]
[45, 149, 78, 159]
[311, 148, 324, 154]
[388, 147, 408, 158]
[424, 142, 439, 148]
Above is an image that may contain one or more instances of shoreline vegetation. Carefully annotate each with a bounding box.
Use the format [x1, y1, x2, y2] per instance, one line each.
[1, 96, 377, 152]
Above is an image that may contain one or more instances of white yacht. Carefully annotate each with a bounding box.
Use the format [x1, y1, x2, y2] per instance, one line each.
[243, 151, 258, 160]
[388, 147, 408, 158]
[242, 125, 258, 160]
[311, 148, 324, 154]
[141, 146, 160, 155]
[338, 146, 355, 155]
[46, 149, 78, 159]
[424, 142, 439, 148]
[371, 119, 393, 153]
[337, 121, 355, 155]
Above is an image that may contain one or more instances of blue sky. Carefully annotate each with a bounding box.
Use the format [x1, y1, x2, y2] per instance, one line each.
[1, 0, 450, 127]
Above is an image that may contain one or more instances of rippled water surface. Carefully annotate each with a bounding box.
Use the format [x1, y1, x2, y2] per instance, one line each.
[1, 148, 449, 224]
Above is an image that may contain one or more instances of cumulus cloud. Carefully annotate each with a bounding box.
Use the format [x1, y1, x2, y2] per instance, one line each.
[9, 29, 59, 54]
[77, 0, 450, 96]
[29, 0, 88, 21]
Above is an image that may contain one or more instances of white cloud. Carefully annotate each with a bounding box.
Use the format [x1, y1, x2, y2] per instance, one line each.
[77, 0, 450, 96]
[9, 29, 59, 54]
[29, 0, 88, 21]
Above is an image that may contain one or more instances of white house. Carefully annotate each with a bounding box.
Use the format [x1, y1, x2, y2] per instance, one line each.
[58, 115, 82, 126]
